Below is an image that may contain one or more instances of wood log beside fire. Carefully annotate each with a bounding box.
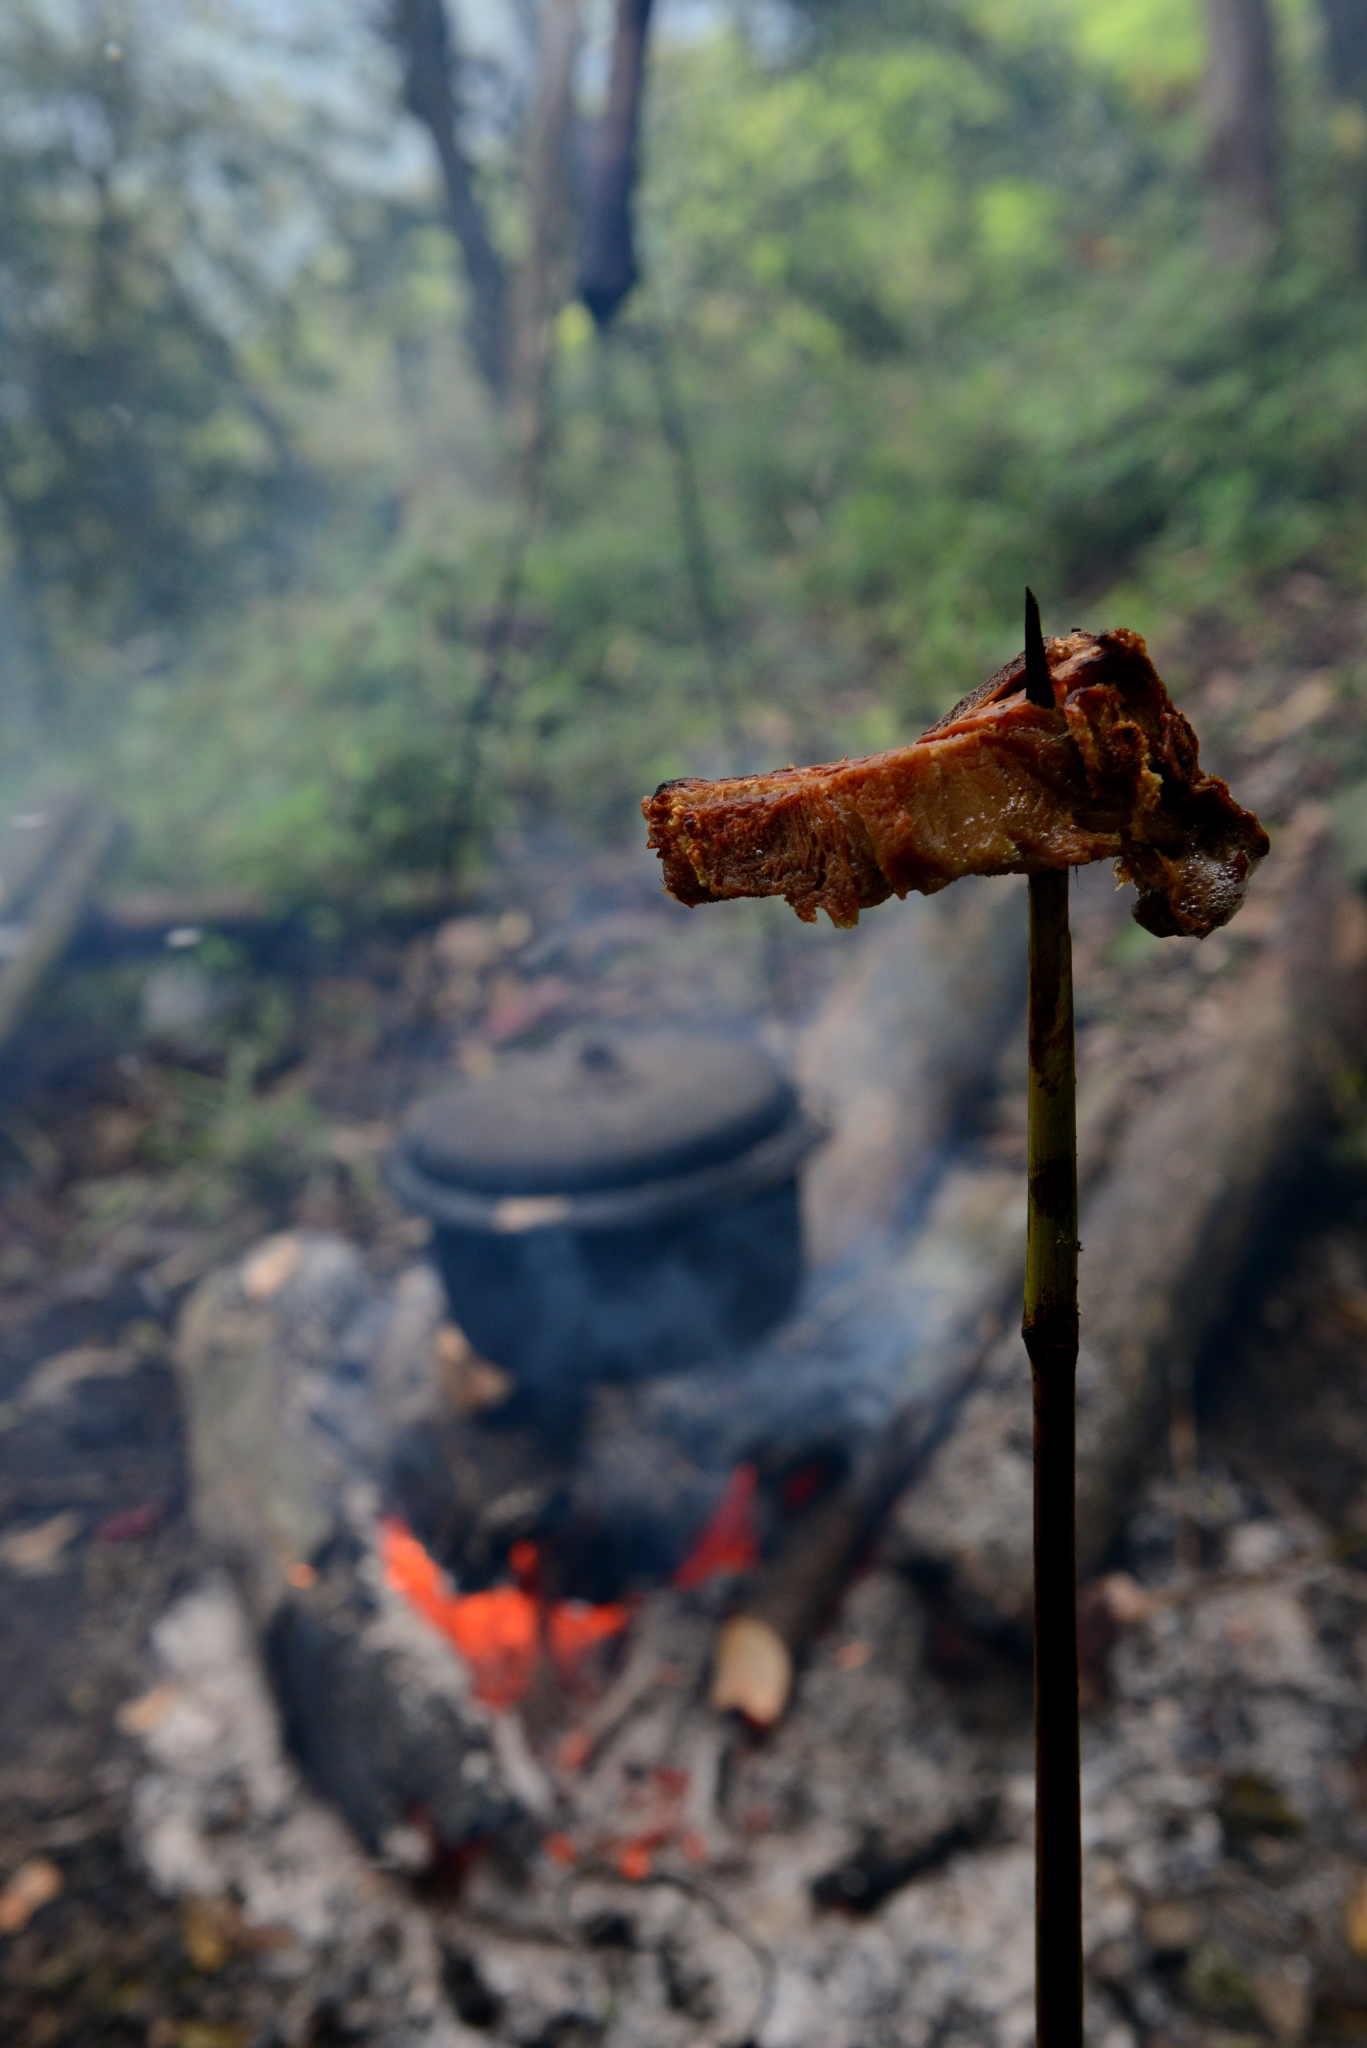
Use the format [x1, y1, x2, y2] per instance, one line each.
[889, 805, 1367, 1631]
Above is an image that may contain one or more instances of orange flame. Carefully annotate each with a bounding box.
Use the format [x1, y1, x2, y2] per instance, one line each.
[380, 1518, 538, 1708]
[672, 1463, 760, 1589]
[548, 1599, 630, 1689]
[379, 1517, 627, 1710]
[444, 1586, 540, 1709]
[381, 1517, 456, 1631]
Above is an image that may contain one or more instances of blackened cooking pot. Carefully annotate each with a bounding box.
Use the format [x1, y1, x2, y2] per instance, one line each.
[387, 1030, 821, 1394]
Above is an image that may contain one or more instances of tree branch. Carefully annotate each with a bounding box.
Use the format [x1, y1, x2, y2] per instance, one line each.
[577, 0, 655, 327]
[390, 0, 511, 397]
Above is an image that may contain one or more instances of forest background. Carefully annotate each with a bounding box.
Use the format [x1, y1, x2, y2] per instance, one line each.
[1, 0, 1363, 915]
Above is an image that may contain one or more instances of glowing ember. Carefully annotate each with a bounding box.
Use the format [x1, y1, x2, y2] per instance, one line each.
[536, 1763, 712, 1878]
[381, 1517, 457, 1632]
[380, 1518, 537, 1707]
[548, 1600, 630, 1689]
[380, 1517, 628, 1710]
[672, 1462, 760, 1589]
[444, 1586, 541, 1708]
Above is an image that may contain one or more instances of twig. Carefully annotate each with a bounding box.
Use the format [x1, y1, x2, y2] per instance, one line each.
[1022, 589, 1083, 2048]
[710, 1367, 1000, 1727]
[620, 316, 742, 756]
[448, 432, 548, 857]
[640, 323, 729, 694]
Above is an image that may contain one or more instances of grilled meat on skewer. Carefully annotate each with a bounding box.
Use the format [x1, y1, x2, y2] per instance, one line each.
[642, 629, 1267, 937]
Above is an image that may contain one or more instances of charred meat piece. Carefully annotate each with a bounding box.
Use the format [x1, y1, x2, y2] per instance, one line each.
[642, 629, 1268, 936]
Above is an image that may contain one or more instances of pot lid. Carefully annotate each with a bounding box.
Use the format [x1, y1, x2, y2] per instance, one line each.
[396, 1031, 796, 1200]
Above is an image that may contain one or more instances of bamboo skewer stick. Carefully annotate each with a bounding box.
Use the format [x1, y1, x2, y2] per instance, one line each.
[1022, 589, 1083, 2048]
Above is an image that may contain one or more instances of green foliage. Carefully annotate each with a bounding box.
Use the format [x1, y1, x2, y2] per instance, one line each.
[10, 1, 1367, 901]
[144, 1047, 325, 1210]
[0, 0, 410, 689]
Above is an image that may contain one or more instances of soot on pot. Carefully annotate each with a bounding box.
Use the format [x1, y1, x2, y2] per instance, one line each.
[387, 1030, 822, 1408]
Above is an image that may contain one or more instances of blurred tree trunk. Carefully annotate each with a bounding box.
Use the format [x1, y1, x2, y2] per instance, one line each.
[390, 0, 510, 398]
[577, 0, 656, 327]
[1318, 2, 1367, 266]
[1321, 0, 1367, 97]
[1202, 0, 1279, 256]
[510, 0, 582, 480]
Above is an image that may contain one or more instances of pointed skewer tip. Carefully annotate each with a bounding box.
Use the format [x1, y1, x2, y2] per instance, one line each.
[1024, 587, 1053, 709]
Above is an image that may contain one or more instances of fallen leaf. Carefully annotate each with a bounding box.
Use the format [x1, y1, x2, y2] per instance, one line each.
[182, 1894, 235, 1972]
[0, 1856, 62, 1933]
[1141, 1898, 1203, 1957]
[0, 1510, 82, 1575]
[1345, 1872, 1367, 1958]
[174, 2024, 248, 2048]
[116, 1683, 182, 1736]
[241, 1233, 303, 1302]
[1248, 674, 1336, 746]
[1253, 1956, 1313, 2045]
[435, 1324, 514, 1415]
[179, 1894, 290, 1973]
[95, 1500, 166, 1543]
[180, 1884, 246, 1966]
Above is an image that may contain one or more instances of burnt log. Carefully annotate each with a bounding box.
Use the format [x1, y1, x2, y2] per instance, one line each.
[712, 1401, 968, 1727]
[811, 1802, 997, 1915]
[176, 1234, 538, 1859]
[888, 809, 1367, 1633]
[706, 918, 1167, 1720]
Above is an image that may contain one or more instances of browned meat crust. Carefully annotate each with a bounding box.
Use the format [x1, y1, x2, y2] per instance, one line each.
[642, 629, 1268, 938]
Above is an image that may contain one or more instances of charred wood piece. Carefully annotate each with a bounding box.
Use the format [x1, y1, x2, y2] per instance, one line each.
[265, 1544, 532, 1863]
[711, 1397, 970, 1726]
[811, 1800, 997, 1915]
[177, 1235, 540, 1859]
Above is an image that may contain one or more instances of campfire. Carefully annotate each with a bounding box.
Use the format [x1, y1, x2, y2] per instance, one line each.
[379, 1459, 761, 1713]
[141, 786, 1367, 2045]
